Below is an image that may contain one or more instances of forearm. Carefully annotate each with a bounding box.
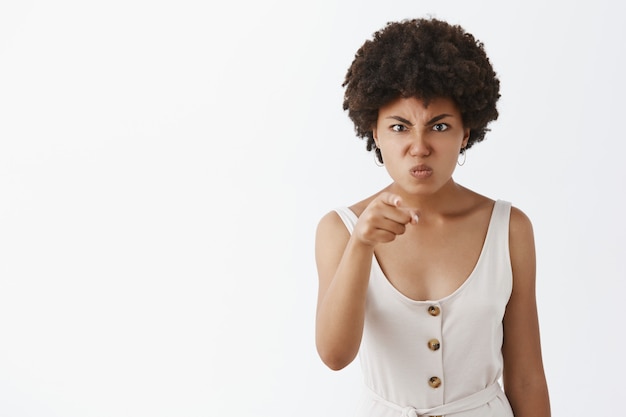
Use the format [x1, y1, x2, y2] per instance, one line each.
[315, 237, 374, 370]
[505, 376, 550, 417]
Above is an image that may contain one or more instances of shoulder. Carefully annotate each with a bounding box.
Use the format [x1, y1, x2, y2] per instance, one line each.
[315, 210, 352, 277]
[451, 186, 493, 218]
[315, 192, 379, 258]
[508, 205, 535, 245]
[507, 205, 537, 286]
[316, 210, 348, 239]
[315, 209, 355, 258]
[317, 191, 381, 231]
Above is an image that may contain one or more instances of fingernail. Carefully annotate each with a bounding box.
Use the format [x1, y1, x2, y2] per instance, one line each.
[412, 214, 420, 223]
[393, 197, 401, 206]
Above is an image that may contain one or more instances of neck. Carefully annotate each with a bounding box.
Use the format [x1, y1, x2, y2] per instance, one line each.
[386, 179, 469, 218]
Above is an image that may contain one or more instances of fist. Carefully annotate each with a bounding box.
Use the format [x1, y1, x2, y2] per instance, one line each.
[353, 192, 419, 246]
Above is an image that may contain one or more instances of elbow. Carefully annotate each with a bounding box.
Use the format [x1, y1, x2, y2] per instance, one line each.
[316, 346, 357, 371]
[315, 321, 361, 370]
[323, 357, 351, 371]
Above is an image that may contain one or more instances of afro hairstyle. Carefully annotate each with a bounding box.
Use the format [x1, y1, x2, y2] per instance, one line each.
[342, 18, 501, 163]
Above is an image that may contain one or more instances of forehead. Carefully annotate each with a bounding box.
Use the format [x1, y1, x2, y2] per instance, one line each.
[378, 96, 461, 120]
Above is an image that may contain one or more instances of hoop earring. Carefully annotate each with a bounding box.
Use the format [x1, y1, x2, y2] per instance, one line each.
[457, 149, 467, 166]
[373, 146, 384, 167]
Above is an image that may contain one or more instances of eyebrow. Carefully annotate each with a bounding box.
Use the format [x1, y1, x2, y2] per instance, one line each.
[385, 113, 453, 126]
[385, 116, 414, 126]
[425, 114, 454, 125]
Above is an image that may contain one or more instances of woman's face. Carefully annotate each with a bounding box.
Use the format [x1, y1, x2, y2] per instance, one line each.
[373, 96, 470, 196]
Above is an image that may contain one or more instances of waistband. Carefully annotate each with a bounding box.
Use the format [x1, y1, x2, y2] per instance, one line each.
[365, 382, 502, 417]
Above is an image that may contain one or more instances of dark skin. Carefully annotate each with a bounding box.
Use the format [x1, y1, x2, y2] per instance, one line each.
[315, 97, 550, 416]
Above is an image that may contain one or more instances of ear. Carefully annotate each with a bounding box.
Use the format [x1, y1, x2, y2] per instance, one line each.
[461, 128, 470, 148]
[372, 128, 379, 148]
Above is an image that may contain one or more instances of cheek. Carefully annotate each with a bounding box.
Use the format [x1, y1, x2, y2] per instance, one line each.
[379, 140, 409, 158]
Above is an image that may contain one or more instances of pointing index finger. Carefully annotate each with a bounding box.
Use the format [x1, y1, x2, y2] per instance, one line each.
[381, 192, 419, 223]
[381, 192, 402, 207]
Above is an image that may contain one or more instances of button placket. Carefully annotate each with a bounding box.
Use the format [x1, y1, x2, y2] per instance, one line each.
[426, 304, 443, 392]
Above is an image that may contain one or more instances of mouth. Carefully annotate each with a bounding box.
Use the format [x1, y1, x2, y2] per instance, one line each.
[410, 164, 433, 179]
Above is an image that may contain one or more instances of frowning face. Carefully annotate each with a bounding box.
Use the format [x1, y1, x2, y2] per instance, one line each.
[373, 96, 470, 197]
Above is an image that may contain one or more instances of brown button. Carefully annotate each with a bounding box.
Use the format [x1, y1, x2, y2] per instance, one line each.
[427, 305, 441, 316]
[428, 376, 442, 388]
[428, 339, 441, 351]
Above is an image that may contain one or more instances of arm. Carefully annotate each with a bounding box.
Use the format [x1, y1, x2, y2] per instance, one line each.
[314, 212, 373, 370]
[314, 193, 417, 370]
[502, 207, 551, 416]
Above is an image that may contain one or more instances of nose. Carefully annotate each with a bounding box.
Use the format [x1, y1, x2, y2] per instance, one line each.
[408, 132, 430, 157]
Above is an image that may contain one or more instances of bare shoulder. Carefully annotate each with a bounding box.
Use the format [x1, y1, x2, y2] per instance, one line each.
[314, 210, 352, 296]
[316, 210, 350, 243]
[316, 188, 380, 243]
[315, 209, 354, 268]
[315, 192, 378, 276]
[509, 205, 535, 245]
[508, 205, 537, 288]
[451, 186, 494, 218]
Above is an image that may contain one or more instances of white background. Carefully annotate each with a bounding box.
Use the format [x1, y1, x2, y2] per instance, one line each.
[1, 1, 624, 416]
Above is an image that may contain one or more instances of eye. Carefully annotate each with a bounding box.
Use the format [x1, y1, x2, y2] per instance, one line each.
[391, 124, 408, 132]
[432, 123, 449, 132]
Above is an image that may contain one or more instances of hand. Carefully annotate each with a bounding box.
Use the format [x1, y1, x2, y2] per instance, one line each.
[353, 192, 419, 247]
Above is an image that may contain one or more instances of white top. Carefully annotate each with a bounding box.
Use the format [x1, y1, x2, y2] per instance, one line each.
[334, 200, 515, 417]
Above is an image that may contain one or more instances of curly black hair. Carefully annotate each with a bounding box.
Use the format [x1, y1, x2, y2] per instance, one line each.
[342, 18, 501, 163]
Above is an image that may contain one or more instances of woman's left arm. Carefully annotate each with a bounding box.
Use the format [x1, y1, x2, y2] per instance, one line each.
[502, 207, 551, 416]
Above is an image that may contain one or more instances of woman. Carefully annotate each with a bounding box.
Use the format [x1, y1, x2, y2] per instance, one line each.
[315, 18, 550, 416]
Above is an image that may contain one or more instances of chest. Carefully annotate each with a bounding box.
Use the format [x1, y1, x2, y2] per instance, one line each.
[374, 216, 491, 301]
